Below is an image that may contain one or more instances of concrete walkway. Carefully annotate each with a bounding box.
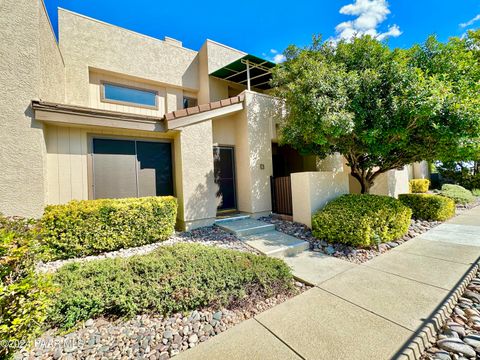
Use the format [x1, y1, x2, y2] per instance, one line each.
[176, 207, 480, 360]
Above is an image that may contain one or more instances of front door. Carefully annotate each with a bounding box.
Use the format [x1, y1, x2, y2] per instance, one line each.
[213, 146, 236, 211]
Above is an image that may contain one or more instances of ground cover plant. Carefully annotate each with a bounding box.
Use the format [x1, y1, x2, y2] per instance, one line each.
[48, 243, 295, 330]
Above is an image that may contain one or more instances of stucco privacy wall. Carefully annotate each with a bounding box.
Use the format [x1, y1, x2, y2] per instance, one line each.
[243, 92, 275, 215]
[176, 121, 217, 230]
[58, 9, 199, 108]
[291, 172, 350, 228]
[0, 0, 65, 218]
[413, 161, 430, 179]
[370, 167, 410, 198]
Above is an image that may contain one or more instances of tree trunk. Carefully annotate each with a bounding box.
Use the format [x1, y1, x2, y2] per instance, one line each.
[350, 169, 373, 194]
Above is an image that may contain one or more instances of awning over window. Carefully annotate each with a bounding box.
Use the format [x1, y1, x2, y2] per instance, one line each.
[209, 54, 275, 90]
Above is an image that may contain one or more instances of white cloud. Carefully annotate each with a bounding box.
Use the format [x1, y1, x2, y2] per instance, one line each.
[273, 54, 286, 63]
[460, 14, 480, 28]
[265, 49, 286, 63]
[333, 0, 402, 42]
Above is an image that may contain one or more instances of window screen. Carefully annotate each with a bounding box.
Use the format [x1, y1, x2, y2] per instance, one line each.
[92, 138, 173, 199]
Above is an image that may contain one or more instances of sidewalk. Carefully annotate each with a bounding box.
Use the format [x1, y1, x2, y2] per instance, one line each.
[176, 206, 480, 360]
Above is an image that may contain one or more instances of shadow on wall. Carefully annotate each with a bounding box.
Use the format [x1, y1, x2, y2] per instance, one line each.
[246, 93, 277, 213]
[184, 169, 218, 224]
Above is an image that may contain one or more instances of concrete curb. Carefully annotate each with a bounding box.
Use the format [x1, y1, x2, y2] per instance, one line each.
[395, 260, 479, 360]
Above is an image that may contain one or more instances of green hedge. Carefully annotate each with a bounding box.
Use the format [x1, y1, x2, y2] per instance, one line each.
[440, 184, 475, 205]
[312, 194, 412, 247]
[48, 243, 294, 329]
[399, 194, 455, 221]
[0, 216, 52, 359]
[409, 179, 430, 193]
[40, 197, 177, 260]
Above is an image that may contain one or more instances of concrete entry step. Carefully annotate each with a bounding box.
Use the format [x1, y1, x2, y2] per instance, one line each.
[242, 231, 310, 258]
[215, 218, 275, 237]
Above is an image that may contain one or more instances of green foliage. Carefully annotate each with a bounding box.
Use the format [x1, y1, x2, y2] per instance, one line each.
[40, 197, 177, 260]
[48, 243, 294, 330]
[409, 179, 430, 193]
[399, 194, 455, 221]
[272, 32, 480, 193]
[0, 216, 52, 359]
[472, 189, 480, 197]
[311, 194, 412, 247]
[440, 184, 475, 204]
[410, 30, 480, 164]
[436, 161, 480, 190]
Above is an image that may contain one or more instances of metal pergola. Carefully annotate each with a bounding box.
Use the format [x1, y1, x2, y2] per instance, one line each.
[209, 54, 276, 91]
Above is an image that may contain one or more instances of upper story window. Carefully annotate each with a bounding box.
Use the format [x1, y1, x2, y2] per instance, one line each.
[183, 97, 198, 109]
[102, 82, 158, 109]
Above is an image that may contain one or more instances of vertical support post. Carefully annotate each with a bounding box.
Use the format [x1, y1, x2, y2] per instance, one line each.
[246, 60, 251, 91]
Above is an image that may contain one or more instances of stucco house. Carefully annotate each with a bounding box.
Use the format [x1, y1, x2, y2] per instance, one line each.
[0, 1, 428, 230]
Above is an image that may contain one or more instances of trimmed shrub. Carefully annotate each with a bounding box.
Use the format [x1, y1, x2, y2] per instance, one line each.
[399, 194, 455, 221]
[48, 243, 294, 329]
[440, 184, 475, 205]
[409, 179, 430, 193]
[473, 189, 480, 197]
[0, 216, 52, 359]
[311, 194, 412, 247]
[40, 196, 177, 260]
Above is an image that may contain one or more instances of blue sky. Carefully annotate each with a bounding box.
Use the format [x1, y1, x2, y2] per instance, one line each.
[44, 0, 480, 63]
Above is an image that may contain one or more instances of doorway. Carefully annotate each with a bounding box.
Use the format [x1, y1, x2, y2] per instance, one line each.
[213, 146, 237, 212]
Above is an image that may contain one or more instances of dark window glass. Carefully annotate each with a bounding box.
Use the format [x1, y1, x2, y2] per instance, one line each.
[137, 141, 174, 197]
[103, 83, 157, 107]
[92, 138, 174, 199]
[183, 97, 198, 109]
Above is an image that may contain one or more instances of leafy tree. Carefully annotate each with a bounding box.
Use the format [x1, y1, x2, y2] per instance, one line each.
[271, 34, 480, 193]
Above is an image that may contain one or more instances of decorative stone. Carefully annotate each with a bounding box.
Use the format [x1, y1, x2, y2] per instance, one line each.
[325, 246, 335, 255]
[463, 334, 480, 348]
[213, 311, 222, 321]
[188, 334, 198, 344]
[163, 330, 173, 340]
[85, 319, 94, 327]
[436, 339, 476, 357]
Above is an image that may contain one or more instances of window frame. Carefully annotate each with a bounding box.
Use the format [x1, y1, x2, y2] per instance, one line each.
[100, 81, 159, 110]
[87, 134, 175, 200]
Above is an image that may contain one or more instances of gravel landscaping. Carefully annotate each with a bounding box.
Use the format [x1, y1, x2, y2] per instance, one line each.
[422, 268, 480, 360]
[16, 282, 308, 360]
[37, 226, 257, 273]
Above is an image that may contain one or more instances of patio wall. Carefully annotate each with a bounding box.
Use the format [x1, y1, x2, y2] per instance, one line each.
[291, 171, 349, 228]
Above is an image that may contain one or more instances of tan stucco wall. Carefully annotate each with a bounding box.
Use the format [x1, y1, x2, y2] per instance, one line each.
[88, 70, 167, 117]
[291, 171, 350, 228]
[243, 92, 275, 214]
[58, 9, 199, 108]
[176, 121, 217, 229]
[0, 0, 65, 218]
[370, 168, 410, 198]
[413, 161, 430, 179]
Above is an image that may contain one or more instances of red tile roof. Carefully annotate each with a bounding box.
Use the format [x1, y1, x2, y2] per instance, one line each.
[164, 93, 245, 121]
